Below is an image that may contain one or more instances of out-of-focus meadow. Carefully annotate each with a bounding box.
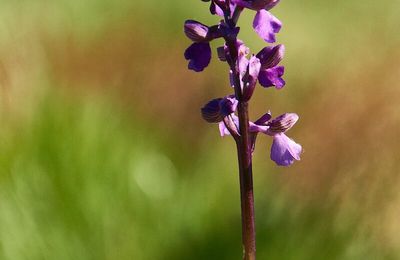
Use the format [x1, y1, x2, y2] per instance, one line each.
[0, 0, 399, 259]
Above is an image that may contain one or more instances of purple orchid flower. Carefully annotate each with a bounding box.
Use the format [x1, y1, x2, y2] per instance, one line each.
[259, 112, 302, 166]
[202, 96, 302, 166]
[221, 112, 302, 166]
[231, 0, 282, 43]
[184, 20, 237, 72]
[257, 44, 285, 89]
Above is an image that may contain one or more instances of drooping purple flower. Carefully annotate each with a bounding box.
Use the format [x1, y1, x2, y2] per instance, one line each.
[258, 66, 285, 89]
[253, 9, 282, 43]
[184, 42, 212, 72]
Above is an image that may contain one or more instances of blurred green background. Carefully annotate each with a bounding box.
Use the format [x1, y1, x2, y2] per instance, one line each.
[0, 0, 399, 259]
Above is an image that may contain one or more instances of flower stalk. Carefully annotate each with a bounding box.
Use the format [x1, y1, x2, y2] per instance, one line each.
[236, 101, 256, 260]
[226, 14, 257, 257]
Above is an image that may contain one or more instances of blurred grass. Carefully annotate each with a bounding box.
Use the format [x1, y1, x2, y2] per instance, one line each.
[0, 91, 391, 260]
[0, 0, 399, 259]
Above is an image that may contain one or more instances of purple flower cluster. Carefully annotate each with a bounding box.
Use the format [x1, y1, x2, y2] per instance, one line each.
[184, 0, 302, 166]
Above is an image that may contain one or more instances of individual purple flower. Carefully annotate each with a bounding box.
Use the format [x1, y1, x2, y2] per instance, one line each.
[219, 111, 302, 166]
[184, 20, 222, 72]
[257, 44, 286, 89]
[184, 42, 212, 72]
[231, 0, 282, 43]
[262, 113, 302, 166]
[184, 20, 236, 72]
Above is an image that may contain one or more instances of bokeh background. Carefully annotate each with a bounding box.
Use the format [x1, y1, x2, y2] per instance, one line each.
[0, 0, 399, 259]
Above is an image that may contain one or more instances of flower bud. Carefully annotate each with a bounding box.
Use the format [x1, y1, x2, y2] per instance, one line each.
[266, 113, 299, 135]
[256, 44, 285, 69]
[242, 55, 261, 101]
[184, 20, 210, 42]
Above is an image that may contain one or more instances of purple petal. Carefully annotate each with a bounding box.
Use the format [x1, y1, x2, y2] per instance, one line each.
[266, 113, 299, 135]
[201, 96, 238, 123]
[249, 122, 269, 133]
[248, 55, 261, 79]
[254, 111, 272, 125]
[238, 55, 249, 78]
[219, 122, 231, 136]
[211, 1, 236, 17]
[201, 98, 224, 123]
[215, 3, 225, 16]
[256, 44, 285, 69]
[270, 133, 302, 166]
[184, 20, 209, 42]
[258, 66, 285, 89]
[219, 115, 239, 137]
[237, 41, 250, 77]
[253, 10, 282, 43]
[220, 96, 238, 116]
[229, 70, 235, 87]
[184, 42, 212, 72]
